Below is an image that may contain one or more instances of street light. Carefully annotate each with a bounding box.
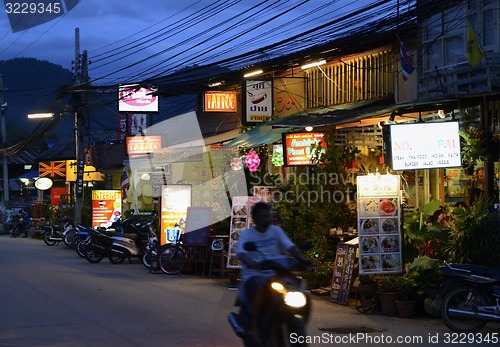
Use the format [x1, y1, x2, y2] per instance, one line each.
[27, 113, 54, 119]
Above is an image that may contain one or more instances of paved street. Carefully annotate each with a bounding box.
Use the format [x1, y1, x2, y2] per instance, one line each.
[1, 234, 499, 347]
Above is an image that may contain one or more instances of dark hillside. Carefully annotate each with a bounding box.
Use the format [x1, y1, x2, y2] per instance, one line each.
[0, 58, 74, 145]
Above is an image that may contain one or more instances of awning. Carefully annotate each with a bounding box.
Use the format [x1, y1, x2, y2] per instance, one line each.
[18, 170, 39, 180]
[266, 98, 459, 128]
[223, 125, 291, 149]
[203, 129, 241, 146]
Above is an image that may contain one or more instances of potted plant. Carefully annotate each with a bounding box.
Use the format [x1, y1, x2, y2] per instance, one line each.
[393, 273, 417, 318]
[376, 274, 401, 316]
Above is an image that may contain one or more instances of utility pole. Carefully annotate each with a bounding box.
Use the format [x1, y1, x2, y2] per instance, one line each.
[0, 74, 8, 206]
[73, 28, 87, 224]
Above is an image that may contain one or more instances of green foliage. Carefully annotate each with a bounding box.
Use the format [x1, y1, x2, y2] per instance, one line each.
[376, 273, 416, 300]
[408, 256, 443, 299]
[403, 199, 450, 261]
[445, 197, 500, 266]
[275, 136, 357, 284]
[459, 127, 489, 168]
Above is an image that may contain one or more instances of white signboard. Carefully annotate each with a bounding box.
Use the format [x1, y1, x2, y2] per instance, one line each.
[244, 80, 273, 124]
[388, 121, 461, 170]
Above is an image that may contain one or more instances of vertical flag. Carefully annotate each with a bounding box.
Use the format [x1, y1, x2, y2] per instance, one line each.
[399, 40, 415, 81]
[466, 20, 484, 67]
[121, 167, 130, 200]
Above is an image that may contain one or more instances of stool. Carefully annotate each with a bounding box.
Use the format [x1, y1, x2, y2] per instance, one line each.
[209, 239, 225, 277]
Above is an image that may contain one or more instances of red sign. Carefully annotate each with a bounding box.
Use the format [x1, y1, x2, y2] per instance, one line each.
[126, 136, 162, 155]
[204, 91, 237, 112]
[50, 187, 68, 206]
[283, 132, 327, 166]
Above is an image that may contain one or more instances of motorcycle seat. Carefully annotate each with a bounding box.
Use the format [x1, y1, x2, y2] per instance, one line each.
[448, 263, 500, 280]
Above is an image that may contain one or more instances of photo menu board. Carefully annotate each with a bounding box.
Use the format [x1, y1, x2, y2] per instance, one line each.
[357, 175, 402, 274]
[227, 196, 256, 269]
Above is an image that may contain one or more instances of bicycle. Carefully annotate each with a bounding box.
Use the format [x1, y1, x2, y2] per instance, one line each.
[156, 230, 186, 275]
[354, 282, 379, 315]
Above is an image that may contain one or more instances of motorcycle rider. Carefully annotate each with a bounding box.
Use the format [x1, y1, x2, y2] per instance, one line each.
[235, 201, 307, 343]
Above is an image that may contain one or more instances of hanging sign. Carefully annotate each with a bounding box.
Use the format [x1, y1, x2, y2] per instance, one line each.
[282, 132, 327, 166]
[357, 175, 402, 274]
[244, 80, 273, 124]
[384, 121, 461, 170]
[204, 91, 237, 112]
[91, 190, 122, 229]
[118, 84, 158, 112]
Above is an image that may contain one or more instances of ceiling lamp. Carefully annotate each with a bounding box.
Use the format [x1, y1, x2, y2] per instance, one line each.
[305, 126, 314, 132]
[243, 69, 263, 78]
[301, 60, 326, 70]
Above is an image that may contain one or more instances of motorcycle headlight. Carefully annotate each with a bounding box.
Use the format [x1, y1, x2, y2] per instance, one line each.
[284, 291, 307, 308]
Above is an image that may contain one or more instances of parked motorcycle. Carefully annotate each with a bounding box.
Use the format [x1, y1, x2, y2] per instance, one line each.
[228, 242, 312, 346]
[42, 218, 75, 247]
[438, 261, 500, 333]
[74, 224, 90, 258]
[108, 218, 157, 264]
[82, 225, 118, 263]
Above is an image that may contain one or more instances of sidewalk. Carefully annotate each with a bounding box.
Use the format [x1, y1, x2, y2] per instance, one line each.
[306, 293, 500, 347]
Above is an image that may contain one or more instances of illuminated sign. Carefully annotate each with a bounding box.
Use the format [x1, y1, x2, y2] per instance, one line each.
[244, 80, 273, 124]
[204, 91, 237, 112]
[118, 84, 158, 112]
[91, 190, 122, 229]
[282, 132, 327, 166]
[126, 136, 162, 155]
[385, 121, 461, 171]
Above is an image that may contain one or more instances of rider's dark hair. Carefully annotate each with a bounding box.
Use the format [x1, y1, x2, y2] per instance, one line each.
[251, 201, 271, 218]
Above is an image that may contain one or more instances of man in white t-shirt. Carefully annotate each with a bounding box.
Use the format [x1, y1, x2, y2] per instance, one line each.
[236, 201, 306, 342]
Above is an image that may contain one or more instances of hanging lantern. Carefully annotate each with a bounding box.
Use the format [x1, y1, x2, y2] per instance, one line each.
[271, 151, 284, 166]
[230, 157, 243, 171]
[245, 150, 261, 172]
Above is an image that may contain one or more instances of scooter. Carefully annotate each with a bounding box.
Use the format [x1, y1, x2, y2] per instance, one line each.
[438, 261, 500, 333]
[108, 218, 157, 264]
[228, 242, 312, 347]
[82, 225, 118, 263]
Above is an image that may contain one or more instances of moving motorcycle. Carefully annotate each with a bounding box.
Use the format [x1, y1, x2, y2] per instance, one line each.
[439, 261, 500, 333]
[228, 242, 312, 347]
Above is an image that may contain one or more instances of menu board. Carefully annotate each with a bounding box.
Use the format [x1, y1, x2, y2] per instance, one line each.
[357, 175, 402, 274]
[227, 196, 263, 269]
[330, 243, 357, 305]
[183, 207, 211, 246]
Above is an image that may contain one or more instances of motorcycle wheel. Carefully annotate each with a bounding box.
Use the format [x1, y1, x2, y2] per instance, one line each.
[84, 243, 104, 264]
[76, 238, 88, 258]
[157, 245, 185, 275]
[43, 231, 57, 246]
[441, 286, 488, 333]
[143, 248, 157, 269]
[109, 247, 127, 264]
[63, 230, 75, 247]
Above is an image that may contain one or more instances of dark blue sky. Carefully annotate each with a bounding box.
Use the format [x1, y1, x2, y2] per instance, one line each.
[1, 0, 394, 84]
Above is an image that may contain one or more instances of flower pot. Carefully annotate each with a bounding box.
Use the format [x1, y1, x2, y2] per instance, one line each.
[395, 300, 414, 318]
[378, 292, 399, 316]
